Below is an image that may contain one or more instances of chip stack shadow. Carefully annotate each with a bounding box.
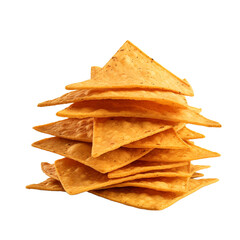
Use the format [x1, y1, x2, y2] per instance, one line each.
[27, 40, 221, 210]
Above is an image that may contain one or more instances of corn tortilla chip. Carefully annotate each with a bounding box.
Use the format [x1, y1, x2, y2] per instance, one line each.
[57, 100, 221, 127]
[26, 178, 64, 191]
[33, 118, 93, 142]
[66, 41, 194, 96]
[39, 67, 187, 108]
[177, 126, 205, 139]
[100, 177, 189, 193]
[107, 161, 189, 179]
[124, 128, 189, 149]
[90, 178, 218, 210]
[92, 118, 173, 157]
[140, 143, 220, 162]
[33, 118, 186, 147]
[40, 161, 206, 182]
[32, 137, 151, 173]
[54, 158, 193, 195]
[38, 88, 188, 108]
[41, 162, 58, 180]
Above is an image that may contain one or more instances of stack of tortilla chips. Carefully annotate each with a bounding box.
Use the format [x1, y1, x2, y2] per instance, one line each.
[27, 41, 221, 210]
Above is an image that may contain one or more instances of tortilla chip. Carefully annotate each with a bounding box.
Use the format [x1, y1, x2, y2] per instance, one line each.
[90, 178, 218, 210]
[92, 117, 173, 157]
[32, 137, 151, 173]
[41, 162, 58, 180]
[191, 172, 204, 178]
[140, 143, 220, 162]
[124, 128, 189, 149]
[100, 177, 189, 193]
[38, 89, 188, 108]
[177, 126, 205, 139]
[33, 118, 93, 142]
[40, 162, 205, 186]
[54, 158, 192, 195]
[107, 161, 189, 179]
[39, 66, 187, 108]
[66, 41, 194, 96]
[26, 178, 64, 191]
[57, 100, 221, 127]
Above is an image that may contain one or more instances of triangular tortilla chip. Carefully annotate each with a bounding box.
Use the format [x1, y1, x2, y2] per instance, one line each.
[33, 118, 93, 142]
[140, 143, 220, 162]
[92, 118, 173, 157]
[33, 119, 186, 147]
[39, 66, 187, 108]
[100, 177, 189, 193]
[38, 88, 188, 108]
[177, 126, 205, 139]
[26, 178, 64, 191]
[66, 41, 193, 96]
[107, 161, 189, 179]
[57, 100, 221, 127]
[90, 178, 218, 210]
[54, 158, 192, 195]
[41, 162, 206, 184]
[32, 137, 151, 173]
[41, 162, 58, 180]
[124, 128, 189, 149]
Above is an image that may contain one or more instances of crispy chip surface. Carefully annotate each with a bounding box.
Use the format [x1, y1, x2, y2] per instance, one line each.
[107, 161, 189, 179]
[41, 162, 58, 180]
[90, 178, 218, 210]
[32, 137, 151, 173]
[177, 126, 205, 139]
[101, 177, 189, 193]
[26, 178, 64, 191]
[38, 89, 188, 108]
[140, 143, 220, 162]
[57, 100, 221, 127]
[124, 128, 189, 149]
[66, 41, 194, 96]
[33, 118, 93, 142]
[54, 158, 192, 195]
[93, 118, 173, 157]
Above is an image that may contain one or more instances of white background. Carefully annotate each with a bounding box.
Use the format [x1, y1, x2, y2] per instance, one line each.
[0, 1, 239, 239]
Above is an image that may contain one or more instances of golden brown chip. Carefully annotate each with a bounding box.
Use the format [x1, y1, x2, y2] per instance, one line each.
[41, 162, 58, 180]
[32, 137, 151, 173]
[90, 178, 218, 210]
[124, 128, 189, 149]
[38, 88, 188, 108]
[57, 100, 221, 127]
[177, 126, 205, 139]
[33, 118, 93, 142]
[107, 161, 189, 179]
[66, 41, 194, 96]
[140, 143, 220, 162]
[54, 158, 192, 195]
[92, 117, 173, 157]
[101, 177, 189, 193]
[26, 178, 64, 191]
